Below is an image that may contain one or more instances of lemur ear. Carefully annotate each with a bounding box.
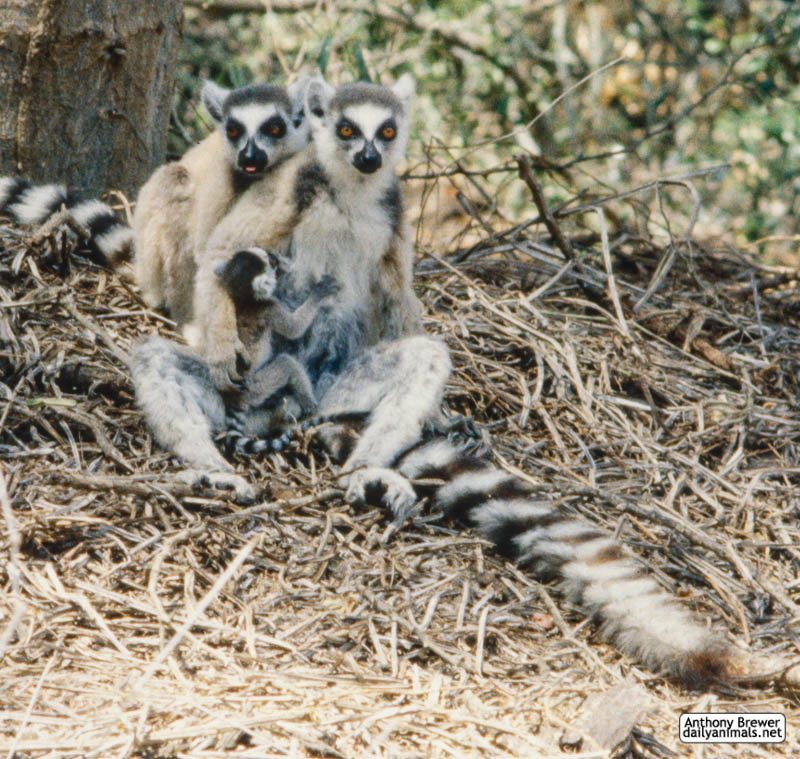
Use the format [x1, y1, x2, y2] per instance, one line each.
[305, 77, 335, 125]
[240, 246, 276, 270]
[287, 74, 312, 126]
[391, 73, 415, 112]
[266, 250, 281, 271]
[213, 259, 229, 280]
[201, 81, 230, 125]
[287, 75, 311, 109]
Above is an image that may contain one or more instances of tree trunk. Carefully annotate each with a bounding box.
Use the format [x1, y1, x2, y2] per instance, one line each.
[0, 0, 183, 197]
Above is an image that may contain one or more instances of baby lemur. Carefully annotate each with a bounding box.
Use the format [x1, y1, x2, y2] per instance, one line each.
[214, 247, 337, 430]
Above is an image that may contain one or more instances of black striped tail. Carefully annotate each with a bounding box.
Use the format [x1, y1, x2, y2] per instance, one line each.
[0, 176, 133, 265]
[396, 437, 733, 688]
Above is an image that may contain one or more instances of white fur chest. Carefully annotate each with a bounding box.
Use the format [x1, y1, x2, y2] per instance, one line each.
[290, 187, 393, 312]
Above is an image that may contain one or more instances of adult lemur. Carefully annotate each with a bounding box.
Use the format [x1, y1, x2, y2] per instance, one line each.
[0, 78, 312, 334]
[135, 78, 311, 333]
[131, 75, 737, 688]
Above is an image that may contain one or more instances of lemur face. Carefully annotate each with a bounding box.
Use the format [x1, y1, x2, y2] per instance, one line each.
[202, 81, 312, 179]
[332, 103, 398, 174]
[214, 248, 277, 310]
[306, 75, 415, 179]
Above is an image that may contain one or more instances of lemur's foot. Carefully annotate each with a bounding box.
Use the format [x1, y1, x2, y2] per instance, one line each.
[424, 413, 481, 442]
[177, 468, 256, 504]
[344, 467, 419, 526]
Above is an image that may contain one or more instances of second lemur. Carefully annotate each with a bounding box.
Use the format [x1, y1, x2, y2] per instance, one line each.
[134, 77, 313, 332]
[0, 77, 314, 335]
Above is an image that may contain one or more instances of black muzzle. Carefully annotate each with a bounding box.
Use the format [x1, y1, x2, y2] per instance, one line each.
[353, 142, 382, 174]
[238, 141, 268, 174]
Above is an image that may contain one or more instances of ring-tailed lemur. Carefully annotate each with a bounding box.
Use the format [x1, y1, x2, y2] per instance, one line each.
[0, 77, 313, 332]
[135, 78, 313, 332]
[131, 75, 736, 687]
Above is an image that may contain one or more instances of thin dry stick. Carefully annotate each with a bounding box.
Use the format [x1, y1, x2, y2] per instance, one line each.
[44, 471, 199, 518]
[6, 653, 57, 759]
[515, 155, 574, 262]
[474, 604, 491, 676]
[594, 206, 633, 341]
[131, 535, 258, 689]
[561, 166, 725, 218]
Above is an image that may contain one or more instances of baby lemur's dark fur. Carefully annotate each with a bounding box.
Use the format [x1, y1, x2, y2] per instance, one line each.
[215, 247, 337, 421]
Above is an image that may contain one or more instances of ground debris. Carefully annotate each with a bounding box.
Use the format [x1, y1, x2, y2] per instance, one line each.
[2, 213, 799, 757]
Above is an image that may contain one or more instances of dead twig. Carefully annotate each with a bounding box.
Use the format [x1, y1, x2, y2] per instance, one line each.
[515, 154, 575, 262]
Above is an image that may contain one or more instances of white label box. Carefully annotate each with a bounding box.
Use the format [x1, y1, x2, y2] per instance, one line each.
[679, 713, 786, 743]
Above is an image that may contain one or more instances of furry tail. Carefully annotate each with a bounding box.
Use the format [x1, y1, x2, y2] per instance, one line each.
[0, 176, 133, 265]
[397, 437, 734, 688]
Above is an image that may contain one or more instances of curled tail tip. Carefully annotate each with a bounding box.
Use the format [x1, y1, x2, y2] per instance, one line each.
[601, 604, 737, 690]
[679, 642, 736, 689]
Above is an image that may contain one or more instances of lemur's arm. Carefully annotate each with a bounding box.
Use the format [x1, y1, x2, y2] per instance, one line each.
[191, 257, 245, 392]
[191, 166, 301, 392]
[265, 275, 339, 340]
[374, 229, 423, 340]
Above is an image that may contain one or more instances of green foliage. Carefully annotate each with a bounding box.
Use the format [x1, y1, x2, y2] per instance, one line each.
[316, 34, 332, 76]
[353, 46, 371, 83]
[176, 1, 800, 260]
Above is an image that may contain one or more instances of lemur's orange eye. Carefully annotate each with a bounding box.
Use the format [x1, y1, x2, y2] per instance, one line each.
[380, 125, 396, 140]
[262, 116, 286, 138]
[338, 123, 354, 139]
[226, 125, 241, 140]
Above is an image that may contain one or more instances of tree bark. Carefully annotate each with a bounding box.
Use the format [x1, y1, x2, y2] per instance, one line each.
[0, 0, 183, 196]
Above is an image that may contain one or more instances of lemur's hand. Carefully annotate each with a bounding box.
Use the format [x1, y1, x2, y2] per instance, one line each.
[310, 274, 340, 301]
[206, 338, 248, 394]
[208, 358, 245, 394]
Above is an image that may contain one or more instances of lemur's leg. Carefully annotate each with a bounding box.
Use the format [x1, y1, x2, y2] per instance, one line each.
[129, 337, 256, 503]
[316, 335, 451, 521]
[246, 354, 317, 415]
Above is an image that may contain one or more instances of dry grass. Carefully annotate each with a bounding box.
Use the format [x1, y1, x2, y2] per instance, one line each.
[2, 186, 800, 758]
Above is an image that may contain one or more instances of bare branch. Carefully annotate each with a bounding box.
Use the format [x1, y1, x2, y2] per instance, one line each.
[515, 154, 574, 262]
